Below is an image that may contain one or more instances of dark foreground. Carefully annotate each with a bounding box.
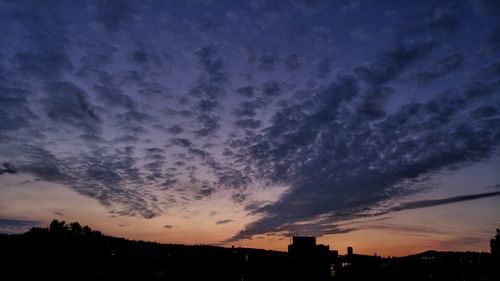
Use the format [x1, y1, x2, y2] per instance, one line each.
[1, 221, 499, 281]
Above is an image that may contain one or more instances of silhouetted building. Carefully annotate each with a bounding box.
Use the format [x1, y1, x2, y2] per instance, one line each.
[347, 246, 353, 255]
[288, 236, 317, 256]
[288, 236, 336, 280]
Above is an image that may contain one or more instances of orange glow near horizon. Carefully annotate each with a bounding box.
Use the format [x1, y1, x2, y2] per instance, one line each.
[1, 173, 498, 257]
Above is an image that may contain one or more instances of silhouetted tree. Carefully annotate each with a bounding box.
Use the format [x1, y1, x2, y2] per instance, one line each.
[69, 222, 83, 235]
[49, 219, 68, 234]
[82, 225, 92, 235]
[27, 227, 49, 235]
[491, 228, 500, 257]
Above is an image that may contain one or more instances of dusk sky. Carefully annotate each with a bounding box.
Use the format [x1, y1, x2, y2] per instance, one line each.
[1, 0, 500, 256]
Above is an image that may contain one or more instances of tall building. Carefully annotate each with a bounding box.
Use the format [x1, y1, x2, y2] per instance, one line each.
[347, 246, 353, 256]
[288, 236, 337, 280]
[288, 236, 318, 256]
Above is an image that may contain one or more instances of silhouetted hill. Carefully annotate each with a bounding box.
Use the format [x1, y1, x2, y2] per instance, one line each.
[0, 220, 289, 281]
[1, 220, 498, 281]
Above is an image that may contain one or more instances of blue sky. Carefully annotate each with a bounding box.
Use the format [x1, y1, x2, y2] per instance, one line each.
[1, 0, 499, 255]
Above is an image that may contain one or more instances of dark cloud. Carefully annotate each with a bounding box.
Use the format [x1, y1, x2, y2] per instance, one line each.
[230, 75, 500, 240]
[77, 42, 116, 71]
[284, 54, 301, 71]
[198, 187, 215, 198]
[94, 0, 136, 32]
[272, 190, 500, 237]
[195, 18, 223, 33]
[235, 118, 261, 129]
[196, 99, 219, 112]
[1, 144, 161, 219]
[0, 86, 34, 133]
[170, 138, 193, 148]
[254, 53, 280, 71]
[261, 81, 282, 96]
[116, 110, 152, 127]
[472, 0, 500, 17]
[485, 26, 500, 51]
[43, 81, 101, 133]
[216, 219, 233, 225]
[235, 86, 255, 98]
[233, 99, 266, 118]
[13, 52, 73, 80]
[129, 49, 149, 64]
[355, 86, 393, 120]
[427, 4, 465, 33]
[193, 114, 220, 137]
[476, 62, 500, 80]
[0, 218, 41, 234]
[0, 162, 17, 174]
[195, 46, 227, 90]
[4, 145, 66, 182]
[415, 53, 464, 83]
[1, 0, 498, 240]
[75, 147, 162, 218]
[93, 84, 137, 110]
[166, 125, 185, 135]
[137, 82, 169, 97]
[315, 58, 334, 78]
[146, 147, 165, 154]
[400, 3, 465, 37]
[385, 190, 500, 213]
[355, 39, 435, 85]
[470, 105, 498, 118]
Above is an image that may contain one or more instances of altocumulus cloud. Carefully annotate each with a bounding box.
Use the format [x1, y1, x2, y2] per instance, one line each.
[0, 0, 499, 240]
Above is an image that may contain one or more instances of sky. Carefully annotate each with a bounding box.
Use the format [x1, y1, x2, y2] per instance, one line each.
[1, 0, 500, 256]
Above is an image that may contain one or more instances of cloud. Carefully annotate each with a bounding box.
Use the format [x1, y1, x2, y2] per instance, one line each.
[427, 4, 465, 33]
[129, 49, 149, 64]
[193, 114, 220, 137]
[349, 27, 373, 42]
[0, 218, 41, 234]
[400, 3, 465, 37]
[233, 99, 266, 118]
[254, 52, 280, 71]
[0, 84, 34, 134]
[0, 162, 16, 174]
[13, 52, 73, 80]
[284, 54, 301, 71]
[216, 219, 233, 225]
[384, 190, 500, 213]
[261, 81, 282, 96]
[355, 39, 435, 85]
[315, 58, 334, 78]
[485, 26, 500, 52]
[235, 86, 255, 98]
[230, 73, 500, 240]
[170, 138, 193, 148]
[1, 143, 162, 219]
[415, 53, 464, 83]
[235, 119, 261, 129]
[1, 0, 499, 237]
[471, 0, 500, 17]
[165, 125, 183, 135]
[231, 190, 500, 240]
[43, 81, 101, 134]
[93, 84, 137, 110]
[94, 0, 136, 32]
[3, 145, 67, 182]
